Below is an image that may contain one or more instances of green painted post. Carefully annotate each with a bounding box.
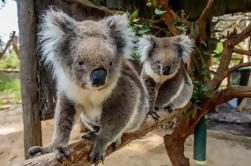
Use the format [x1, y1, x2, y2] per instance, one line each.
[194, 116, 207, 165]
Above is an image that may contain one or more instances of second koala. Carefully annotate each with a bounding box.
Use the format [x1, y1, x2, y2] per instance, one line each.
[138, 35, 194, 119]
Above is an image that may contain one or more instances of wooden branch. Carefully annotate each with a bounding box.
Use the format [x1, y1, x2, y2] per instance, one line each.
[157, 0, 181, 35]
[195, 0, 215, 39]
[22, 104, 191, 166]
[64, 0, 117, 15]
[209, 23, 251, 90]
[196, 0, 214, 25]
[164, 85, 251, 166]
[233, 48, 251, 56]
[0, 31, 16, 59]
[227, 62, 251, 75]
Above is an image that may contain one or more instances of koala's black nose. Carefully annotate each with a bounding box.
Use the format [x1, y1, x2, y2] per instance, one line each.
[91, 68, 107, 86]
[162, 66, 171, 75]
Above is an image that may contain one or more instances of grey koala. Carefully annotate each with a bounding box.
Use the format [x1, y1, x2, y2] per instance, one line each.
[27, 9, 148, 165]
[138, 35, 194, 120]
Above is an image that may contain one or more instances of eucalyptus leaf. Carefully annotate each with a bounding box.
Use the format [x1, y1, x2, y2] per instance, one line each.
[155, 8, 166, 15]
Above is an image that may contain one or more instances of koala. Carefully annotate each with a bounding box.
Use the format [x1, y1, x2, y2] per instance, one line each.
[138, 35, 194, 120]
[28, 9, 148, 165]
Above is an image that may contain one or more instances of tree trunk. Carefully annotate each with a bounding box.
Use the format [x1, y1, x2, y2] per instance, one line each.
[18, 0, 42, 158]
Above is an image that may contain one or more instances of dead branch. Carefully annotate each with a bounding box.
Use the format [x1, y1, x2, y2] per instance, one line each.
[209, 23, 251, 90]
[22, 104, 191, 166]
[64, 0, 116, 15]
[233, 48, 251, 56]
[0, 31, 16, 59]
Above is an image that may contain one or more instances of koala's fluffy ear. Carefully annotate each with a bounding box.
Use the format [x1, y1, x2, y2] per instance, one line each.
[138, 35, 155, 63]
[172, 35, 194, 63]
[39, 8, 76, 64]
[104, 14, 134, 58]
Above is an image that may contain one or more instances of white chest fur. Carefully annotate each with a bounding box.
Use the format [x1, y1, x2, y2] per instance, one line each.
[56, 69, 117, 125]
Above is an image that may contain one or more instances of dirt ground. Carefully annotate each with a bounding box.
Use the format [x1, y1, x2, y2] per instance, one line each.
[0, 105, 251, 166]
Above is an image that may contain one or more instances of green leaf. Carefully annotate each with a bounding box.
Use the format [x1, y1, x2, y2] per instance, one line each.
[200, 40, 207, 47]
[190, 23, 197, 36]
[154, 8, 166, 15]
[138, 27, 151, 35]
[130, 10, 139, 20]
[151, 0, 157, 7]
[177, 26, 187, 33]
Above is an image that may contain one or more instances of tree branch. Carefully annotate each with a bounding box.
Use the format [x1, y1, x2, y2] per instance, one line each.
[22, 104, 191, 166]
[64, 0, 117, 15]
[157, 0, 182, 35]
[195, 0, 215, 39]
[209, 23, 251, 90]
[0, 31, 16, 59]
[227, 62, 251, 76]
[233, 48, 251, 56]
[204, 86, 251, 112]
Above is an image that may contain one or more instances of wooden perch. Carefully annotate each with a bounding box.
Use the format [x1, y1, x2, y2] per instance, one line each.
[22, 104, 191, 166]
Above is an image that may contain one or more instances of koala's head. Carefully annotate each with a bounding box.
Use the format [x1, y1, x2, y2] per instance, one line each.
[138, 35, 194, 76]
[39, 9, 133, 89]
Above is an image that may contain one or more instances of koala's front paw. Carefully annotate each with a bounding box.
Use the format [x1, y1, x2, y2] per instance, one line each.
[164, 104, 174, 113]
[89, 148, 106, 165]
[147, 110, 160, 121]
[111, 138, 121, 151]
[82, 131, 97, 141]
[55, 145, 72, 162]
[27, 146, 45, 158]
[154, 106, 160, 111]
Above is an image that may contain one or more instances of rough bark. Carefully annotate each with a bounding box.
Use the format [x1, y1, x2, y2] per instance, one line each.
[18, 0, 42, 158]
[22, 104, 191, 166]
[164, 86, 251, 166]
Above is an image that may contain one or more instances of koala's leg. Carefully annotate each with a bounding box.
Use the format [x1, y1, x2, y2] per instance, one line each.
[82, 123, 100, 141]
[28, 95, 76, 161]
[168, 75, 193, 110]
[156, 69, 184, 113]
[88, 84, 138, 164]
[142, 75, 160, 121]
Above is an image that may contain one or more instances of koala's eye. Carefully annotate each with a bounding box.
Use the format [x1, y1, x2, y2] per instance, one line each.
[78, 61, 84, 66]
[109, 62, 113, 66]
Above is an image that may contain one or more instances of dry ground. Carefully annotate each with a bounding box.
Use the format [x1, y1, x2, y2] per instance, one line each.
[0, 105, 251, 166]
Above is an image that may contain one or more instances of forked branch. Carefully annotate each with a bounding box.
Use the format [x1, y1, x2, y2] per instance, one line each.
[22, 104, 191, 166]
[209, 23, 251, 90]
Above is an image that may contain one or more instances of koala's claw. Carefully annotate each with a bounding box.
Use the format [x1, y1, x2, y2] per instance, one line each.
[82, 131, 97, 141]
[147, 111, 160, 121]
[164, 104, 174, 113]
[111, 138, 121, 151]
[88, 149, 106, 165]
[27, 146, 44, 158]
[154, 106, 160, 111]
[55, 145, 71, 162]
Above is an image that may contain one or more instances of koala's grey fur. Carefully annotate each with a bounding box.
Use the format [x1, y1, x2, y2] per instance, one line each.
[138, 35, 193, 119]
[28, 9, 148, 164]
